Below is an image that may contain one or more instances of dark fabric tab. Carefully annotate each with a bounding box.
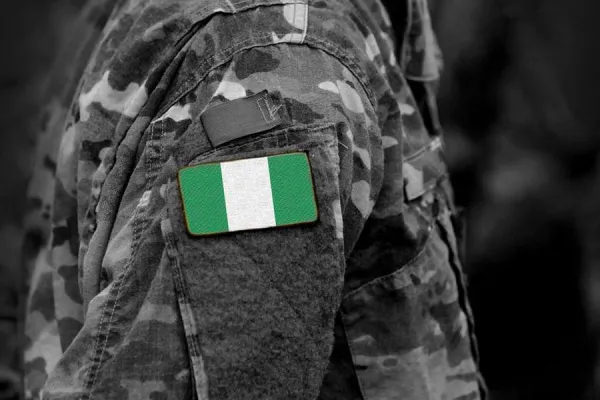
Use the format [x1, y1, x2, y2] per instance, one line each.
[201, 90, 283, 147]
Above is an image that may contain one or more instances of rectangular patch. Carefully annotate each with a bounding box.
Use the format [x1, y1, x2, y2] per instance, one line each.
[178, 152, 318, 236]
[200, 90, 283, 147]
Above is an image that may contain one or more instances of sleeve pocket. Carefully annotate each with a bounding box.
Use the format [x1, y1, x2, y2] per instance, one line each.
[162, 124, 346, 399]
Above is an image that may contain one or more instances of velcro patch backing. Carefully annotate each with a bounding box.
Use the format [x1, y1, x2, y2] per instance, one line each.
[201, 90, 283, 147]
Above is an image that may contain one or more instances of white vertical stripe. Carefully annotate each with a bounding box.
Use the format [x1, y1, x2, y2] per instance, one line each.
[300, 2, 308, 43]
[220, 157, 276, 231]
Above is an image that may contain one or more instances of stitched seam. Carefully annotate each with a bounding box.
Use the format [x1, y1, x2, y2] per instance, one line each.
[163, 199, 209, 400]
[83, 197, 146, 398]
[87, 17, 204, 230]
[83, 125, 157, 397]
[146, 120, 165, 184]
[84, 274, 122, 398]
[185, 0, 306, 21]
[256, 96, 271, 123]
[80, 281, 112, 399]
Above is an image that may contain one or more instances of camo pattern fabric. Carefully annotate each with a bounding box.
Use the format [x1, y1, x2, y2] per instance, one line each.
[24, 0, 486, 399]
[22, 1, 124, 398]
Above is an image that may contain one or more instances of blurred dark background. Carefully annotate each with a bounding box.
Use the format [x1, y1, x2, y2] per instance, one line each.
[1, 0, 600, 399]
[0, 2, 69, 399]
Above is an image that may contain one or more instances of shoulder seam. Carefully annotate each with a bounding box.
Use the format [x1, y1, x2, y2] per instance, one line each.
[156, 39, 378, 119]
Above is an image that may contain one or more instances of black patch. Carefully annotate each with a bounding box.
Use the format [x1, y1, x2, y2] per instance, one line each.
[283, 98, 324, 124]
[234, 49, 281, 80]
[201, 91, 283, 147]
[80, 139, 112, 165]
[313, 0, 328, 8]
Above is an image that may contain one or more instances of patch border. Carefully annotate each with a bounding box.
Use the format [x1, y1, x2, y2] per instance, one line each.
[178, 151, 320, 237]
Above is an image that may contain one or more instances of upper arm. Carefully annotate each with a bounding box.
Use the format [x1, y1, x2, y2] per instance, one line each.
[155, 43, 384, 398]
[41, 32, 385, 398]
[161, 42, 383, 247]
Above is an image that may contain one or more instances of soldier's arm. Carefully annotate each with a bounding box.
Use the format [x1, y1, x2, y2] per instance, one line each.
[41, 14, 383, 399]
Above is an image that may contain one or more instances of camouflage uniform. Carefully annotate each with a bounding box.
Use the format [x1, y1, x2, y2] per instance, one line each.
[24, 0, 486, 399]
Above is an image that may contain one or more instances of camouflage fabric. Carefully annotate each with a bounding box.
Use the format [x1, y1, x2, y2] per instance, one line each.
[24, 0, 485, 399]
[22, 1, 122, 398]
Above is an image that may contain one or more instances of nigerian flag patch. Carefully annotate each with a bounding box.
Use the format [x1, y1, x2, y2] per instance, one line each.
[178, 152, 318, 236]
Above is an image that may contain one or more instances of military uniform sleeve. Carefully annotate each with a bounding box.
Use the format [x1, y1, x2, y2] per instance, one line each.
[41, 13, 382, 400]
[31, 1, 488, 399]
[160, 44, 383, 399]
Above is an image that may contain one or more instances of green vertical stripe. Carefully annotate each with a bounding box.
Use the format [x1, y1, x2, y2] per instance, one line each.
[268, 153, 317, 226]
[178, 163, 229, 235]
